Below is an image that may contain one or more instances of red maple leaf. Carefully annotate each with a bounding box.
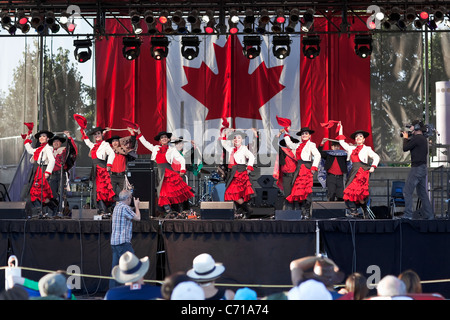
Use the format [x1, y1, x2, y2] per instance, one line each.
[182, 36, 286, 123]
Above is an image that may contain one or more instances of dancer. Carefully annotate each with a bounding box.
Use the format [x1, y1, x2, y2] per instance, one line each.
[23, 128, 57, 216]
[282, 126, 321, 219]
[273, 130, 298, 210]
[220, 128, 255, 218]
[134, 127, 194, 216]
[337, 122, 380, 218]
[80, 126, 116, 215]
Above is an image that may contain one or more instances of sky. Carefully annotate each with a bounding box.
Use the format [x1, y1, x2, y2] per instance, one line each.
[0, 17, 95, 96]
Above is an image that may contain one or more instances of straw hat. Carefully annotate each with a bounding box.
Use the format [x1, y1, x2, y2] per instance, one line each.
[111, 251, 150, 284]
[187, 253, 225, 282]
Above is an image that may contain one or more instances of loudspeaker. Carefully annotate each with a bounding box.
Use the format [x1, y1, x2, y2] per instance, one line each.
[127, 161, 156, 217]
[0, 202, 27, 219]
[71, 209, 98, 220]
[311, 201, 347, 219]
[137, 201, 150, 221]
[275, 210, 301, 220]
[257, 175, 275, 188]
[200, 201, 234, 220]
[254, 188, 278, 207]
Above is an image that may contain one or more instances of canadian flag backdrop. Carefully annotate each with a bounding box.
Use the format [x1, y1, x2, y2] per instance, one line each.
[95, 16, 372, 160]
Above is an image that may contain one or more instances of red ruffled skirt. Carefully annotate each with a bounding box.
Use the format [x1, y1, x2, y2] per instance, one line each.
[159, 169, 194, 206]
[224, 170, 255, 202]
[96, 166, 115, 203]
[30, 167, 53, 202]
[343, 167, 370, 202]
[286, 164, 313, 202]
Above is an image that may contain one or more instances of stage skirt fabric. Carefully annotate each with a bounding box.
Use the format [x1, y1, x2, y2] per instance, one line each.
[224, 169, 255, 202]
[286, 164, 313, 202]
[158, 168, 194, 206]
[343, 162, 370, 202]
[30, 166, 53, 202]
[96, 165, 115, 203]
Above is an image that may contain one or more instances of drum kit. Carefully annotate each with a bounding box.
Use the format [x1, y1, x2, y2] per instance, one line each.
[196, 168, 226, 204]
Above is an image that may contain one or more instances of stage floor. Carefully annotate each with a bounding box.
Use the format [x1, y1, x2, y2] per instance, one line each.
[1, 214, 450, 298]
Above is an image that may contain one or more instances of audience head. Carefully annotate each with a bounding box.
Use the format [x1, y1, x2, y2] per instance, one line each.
[398, 269, 422, 294]
[112, 251, 149, 284]
[377, 275, 407, 297]
[187, 253, 225, 283]
[171, 281, 205, 300]
[161, 272, 191, 300]
[38, 272, 68, 299]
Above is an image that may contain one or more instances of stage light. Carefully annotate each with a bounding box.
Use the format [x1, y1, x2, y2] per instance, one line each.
[1, 10, 16, 35]
[15, 10, 30, 34]
[187, 10, 199, 24]
[272, 35, 291, 60]
[229, 9, 240, 24]
[74, 39, 92, 63]
[204, 10, 216, 34]
[285, 8, 300, 33]
[181, 36, 200, 60]
[144, 10, 157, 34]
[302, 35, 320, 59]
[130, 10, 142, 34]
[205, 20, 216, 34]
[427, 19, 437, 30]
[434, 7, 446, 23]
[301, 8, 315, 32]
[272, 9, 285, 33]
[172, 10, 187, 33]
[389, 7, 401, 22]
[354, 35, 372, 59]
[242, 36, 261, 60]
[419, 9, 429, 20]
[150, 36, 169, 60]
[228, 15, 238, 34]
[158, 10, 169, 24]
[243, 9, 255, 33]
[405, 7, 417, 25]
[59, 11, 76, 33]
[123, 37, 141, 60]
[256, 9, 270, 34]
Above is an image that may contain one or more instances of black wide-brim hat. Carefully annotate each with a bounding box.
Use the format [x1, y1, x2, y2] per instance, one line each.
[279, 136, 300, 147]
[34, 130, 55, 140]
[106, 135, 121, 144]
[88, 126, 105, 136]
[296, 127, 315, 136]
[48, 135, 67, 145]
[169, 136, 186, 144]
[154, 131, 172, 141]
[350, 130, 370, 140]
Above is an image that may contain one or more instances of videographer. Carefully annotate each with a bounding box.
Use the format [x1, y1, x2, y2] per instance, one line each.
[401, 120, 434, 220]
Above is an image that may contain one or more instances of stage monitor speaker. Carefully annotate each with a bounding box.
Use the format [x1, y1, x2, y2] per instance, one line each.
[254, 188, 278, 207]
[311, 201, 347, 219]
[0, 202, 26, 219]
[71, 209, 98, 220]
[257, 175, 275, 188]
[200, 201, 234, 220]
[275, 210, 301, 220]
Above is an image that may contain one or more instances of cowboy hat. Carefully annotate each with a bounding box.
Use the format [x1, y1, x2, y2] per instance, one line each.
[88, 126, 105, 136]
[106, 135, 121, 144]
[303, 258, 345, 287]
[34, 130, 55, 140]
[296, 127, 315, 136]
[111, 251, 150, 284]
[154, 131, 172, 141]
[350, 130, 370, 140]
[279, 136, 300, 147]
[227, 131, 247, 140]
[187, 253, 225, 282]
[48, 135, 67, 145]
[170, 136, 187, 144]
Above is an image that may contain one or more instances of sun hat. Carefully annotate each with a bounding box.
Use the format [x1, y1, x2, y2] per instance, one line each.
[171, 281, 205, 300]
[187, 253, 225, 282]
[38, 273, 68, 298]
[234, 287, 257, 300]
[111, 251, 150, 284]
[287, 279, 332, 300]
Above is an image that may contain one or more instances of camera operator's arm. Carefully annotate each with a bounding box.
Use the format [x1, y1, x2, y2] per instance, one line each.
[402, 133, 417, 152]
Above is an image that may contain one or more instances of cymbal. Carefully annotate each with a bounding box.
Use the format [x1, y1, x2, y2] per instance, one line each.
[200, 168, 211, 174]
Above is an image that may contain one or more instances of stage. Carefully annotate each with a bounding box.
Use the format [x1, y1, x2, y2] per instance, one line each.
[1, 214, 450, 298]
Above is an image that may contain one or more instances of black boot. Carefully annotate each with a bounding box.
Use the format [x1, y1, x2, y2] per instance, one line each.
[234, 202, 244, 219]
[241, 202, 253, 219]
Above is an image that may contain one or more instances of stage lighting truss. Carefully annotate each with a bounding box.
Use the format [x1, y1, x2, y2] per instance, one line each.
[73, 39, 92, 63]
[150, 36, 170, 60]
[181, 36, 200, 60]
[272, 35, 291, 60]
[354, 35, 372, 59]
[123, 37, 141, 60]
[302, 35, 321, 59]
[242, 36, 261, 60]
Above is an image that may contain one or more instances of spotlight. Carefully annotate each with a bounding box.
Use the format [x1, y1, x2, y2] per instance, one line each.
[243, 9, 255, 33]
[74, 39, 92, 63]
[256, 9, 270, 34]
[229, 9, 240, 24]
[158, 10, 169, 24]
[272, 9, 285, 33]
[130, 10, 142, 34]
[181, 36, 200, 60]
[272, 35, 291, 60]
[427, 19, 437, 30]
[434, 7, 446, 23]
[242, 36, 261, 59]
[389, 7, 402, 22]
[204, 11, 216, 34]
[302, 35, 320, 59]
[286, 9, 300, 33]
[172, 10, 187, 33]
[150, 36, 169, 60]
[15, 10, 30, 34]
[419, 8, 430, 20]
[144, 10, 157, 34]
[1, 10, 16, 35]
[354, 35, 372, 59]
[122, 37, 141, 60]
[228, 15, 239, 34]
[59, 12, 76, 33]
[191, 20, 202, 34]
[301, 8, 315, 32]
[187, 10, 199, 24]
[158, 10, 174, 33]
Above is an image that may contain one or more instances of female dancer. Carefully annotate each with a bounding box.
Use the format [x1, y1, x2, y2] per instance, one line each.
[80, 126, 116, 215]
[220, 128, 255, 218]
[283, 127, 321, 219]
[338, 122, 380, 218]
[134, 127, 194, 216]
[24, 129, 57, 214]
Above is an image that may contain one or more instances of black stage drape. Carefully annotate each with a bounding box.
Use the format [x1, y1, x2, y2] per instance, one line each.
[1, 218, 450, 298]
